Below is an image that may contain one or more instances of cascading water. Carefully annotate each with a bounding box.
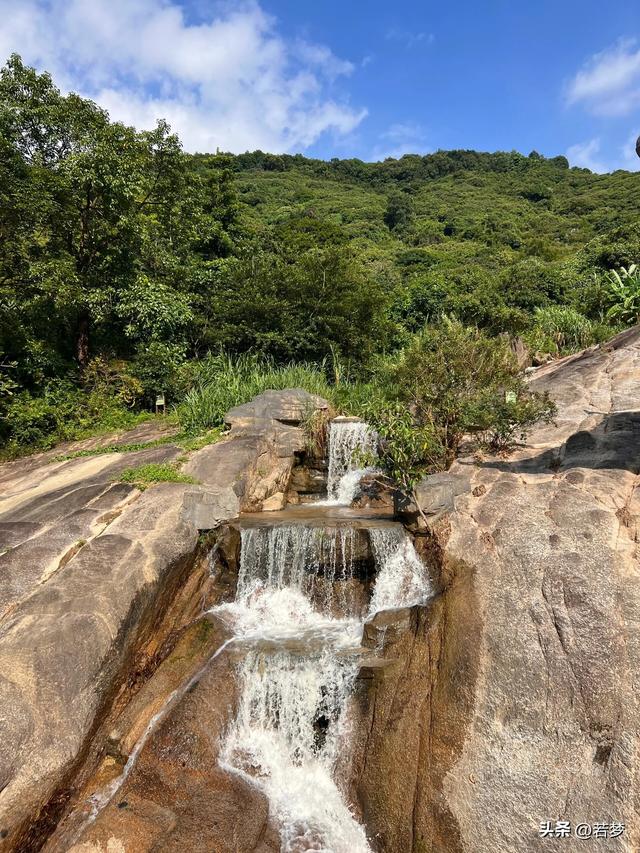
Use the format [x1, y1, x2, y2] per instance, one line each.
[237, 524, 361, 618]
[324, 421, 378, 505]
[213, 520, 432, 853]
[369, 527, 433, 615]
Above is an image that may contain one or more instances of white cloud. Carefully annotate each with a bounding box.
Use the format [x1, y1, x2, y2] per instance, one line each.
[370, 121, 429, 161]
[0, 0, 367, 153]
[566, 38, 640, 116]
[567, 132, 640, 174]
[566, 138, 608, 173]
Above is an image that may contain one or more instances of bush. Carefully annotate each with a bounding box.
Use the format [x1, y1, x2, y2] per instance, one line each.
[2, 381, 147, 457]
[82, 357, 142, 407]
[605, 265, 640, 326]
[356, 399, 444, 494]
[362, 319, 556, 473]
[523, 306, 612, 356]
[129, 342, 188, 404]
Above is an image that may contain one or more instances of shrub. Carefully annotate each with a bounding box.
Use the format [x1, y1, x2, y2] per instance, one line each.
[523, 306, 613, 357]
[605, 264, 640, 326]
[82, 357, 143, 407]
[356, 400, 444, 495]
[364, 319, 556, 470]
[129, 342, 188, 404]
[0, 355, 18, 427]
[2, 381, 147, 457]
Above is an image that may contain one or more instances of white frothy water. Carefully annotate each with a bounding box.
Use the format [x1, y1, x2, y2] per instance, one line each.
[216, 524, 368, 852]
[368, 528, 433, 616]
[236, 524, 361, 617]
[221, 644, 366, 853]
[324, 421, 378, 505]
[213, 521, 432, 853]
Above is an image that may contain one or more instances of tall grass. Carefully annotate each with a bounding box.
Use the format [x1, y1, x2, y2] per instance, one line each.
[525, 305, 613, 355]
[176, 353, 334, 434]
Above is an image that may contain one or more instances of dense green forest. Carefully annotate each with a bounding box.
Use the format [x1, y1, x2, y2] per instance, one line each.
[1, 55, 639, 464]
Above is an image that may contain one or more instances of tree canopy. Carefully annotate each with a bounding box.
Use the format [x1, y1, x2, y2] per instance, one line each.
[1, 55, 638, 457]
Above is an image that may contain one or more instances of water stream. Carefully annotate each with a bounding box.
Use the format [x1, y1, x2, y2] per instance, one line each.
[324, 421, 378, 505]
[213, 520, 432, 852]
[63, 421, 431, 851]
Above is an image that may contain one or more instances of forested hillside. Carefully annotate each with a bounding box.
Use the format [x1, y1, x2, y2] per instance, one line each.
[2, 55, 639, 458]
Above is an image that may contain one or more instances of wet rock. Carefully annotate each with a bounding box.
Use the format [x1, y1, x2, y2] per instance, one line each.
[48, 617, 279, 853]
[348, 606, 435, 852]
[261, 492, 285, 512]
[287, 466, 327, 496]
[331, 415, 363, 424]
[352, 474, 395, 511]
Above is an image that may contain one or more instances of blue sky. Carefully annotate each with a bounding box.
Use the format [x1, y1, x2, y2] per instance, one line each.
[2, 0, 639, 171]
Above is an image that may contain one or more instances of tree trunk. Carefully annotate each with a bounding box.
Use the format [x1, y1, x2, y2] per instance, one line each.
[76, 312, 90, 368]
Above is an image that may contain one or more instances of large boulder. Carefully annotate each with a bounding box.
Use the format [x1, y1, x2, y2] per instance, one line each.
[224, 388, 328, 431]
[45, 615, 279, 853]
[185, 388, 329, 514]
[360, 328, 640, 852]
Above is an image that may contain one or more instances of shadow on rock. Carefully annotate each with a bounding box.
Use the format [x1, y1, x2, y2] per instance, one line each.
[480, 410, 640, 475]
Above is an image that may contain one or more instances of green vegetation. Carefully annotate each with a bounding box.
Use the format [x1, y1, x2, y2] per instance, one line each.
[177, 354, 333, 434]
[605, 265, 640, 326]
[2, 55, 638, 477]
[2, 385, 152, 458]
[522, 305, 611, 356]
[51, 426, 223, 462]
[175, 427, 225, 453]
[351, 320, 556, 491]
[52, 435, 176, 462]
[116, 462, 197, 488]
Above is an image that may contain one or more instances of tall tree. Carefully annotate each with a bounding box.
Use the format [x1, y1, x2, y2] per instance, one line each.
[0, 55, 206, 372]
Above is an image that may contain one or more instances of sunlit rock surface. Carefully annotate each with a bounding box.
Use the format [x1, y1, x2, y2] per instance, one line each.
[0, 390, 326, 850]
[374, 327, 640, 852]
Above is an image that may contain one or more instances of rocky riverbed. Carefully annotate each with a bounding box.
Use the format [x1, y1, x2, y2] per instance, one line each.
[1, 329, 639, 853]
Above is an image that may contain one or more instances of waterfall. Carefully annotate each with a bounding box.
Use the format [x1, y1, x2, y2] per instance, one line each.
[325, 420, 377, 504]
[212, 520, 432, 852]
[237, 524, 361, 617]
[368, 528, 433, 615]
[221, 646, 365, 853]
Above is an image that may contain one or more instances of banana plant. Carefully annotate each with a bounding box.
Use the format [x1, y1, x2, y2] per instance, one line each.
[605, 264, 640, 326]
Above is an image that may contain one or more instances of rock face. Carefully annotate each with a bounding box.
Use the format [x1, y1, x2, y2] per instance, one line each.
[46, 615, 279, 853]
[4, 338, 640, 853]
[349, 606, 434, 852]
[185, 388, 329, 515]
[361, 328, 640, 852]
[0, 389, 327, 851]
